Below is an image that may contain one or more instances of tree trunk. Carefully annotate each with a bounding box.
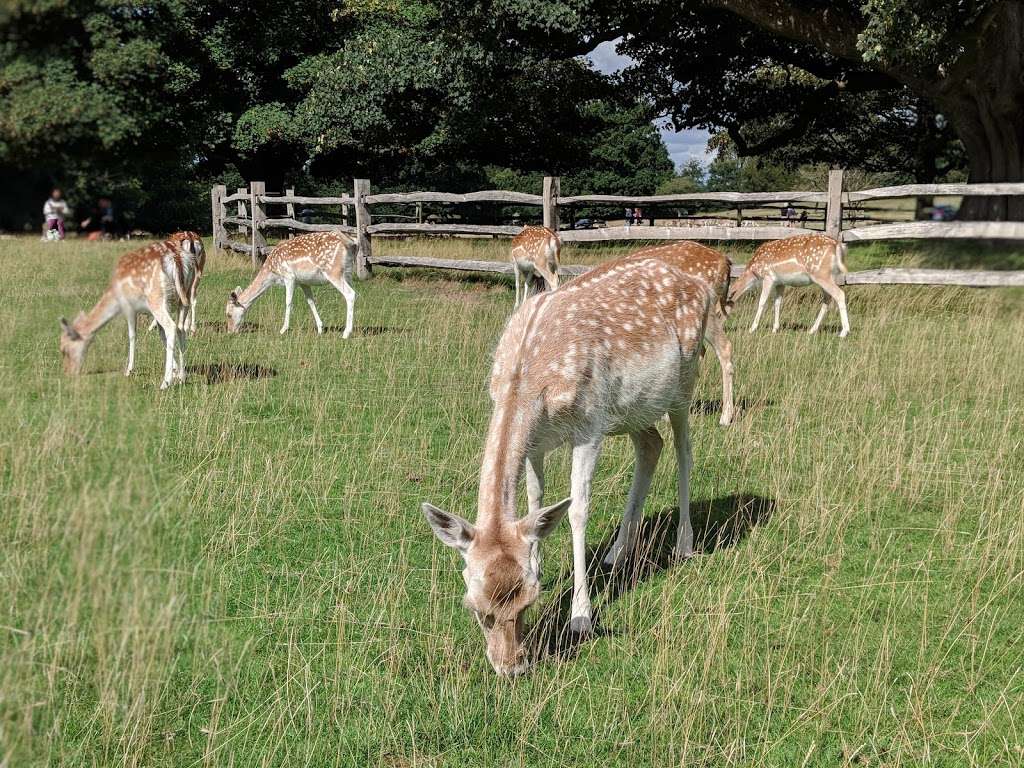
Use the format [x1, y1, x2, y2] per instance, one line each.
[936, 3, 1024, 220]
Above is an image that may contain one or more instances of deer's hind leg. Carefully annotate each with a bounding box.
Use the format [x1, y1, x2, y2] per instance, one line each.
[810, 275, 850, 337]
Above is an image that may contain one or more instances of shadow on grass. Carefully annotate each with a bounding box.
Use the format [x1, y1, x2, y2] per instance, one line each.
[187, 362, 277, 384]
[528, 493, 776, 665]
[322, 325, 406, 337]
[690, 398, 773, 420]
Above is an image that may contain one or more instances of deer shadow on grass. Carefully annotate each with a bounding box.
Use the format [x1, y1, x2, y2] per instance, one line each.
[186, 362, 277, 384]
[690, 398, 774, 420]
[528, 493, 776, 664]
[321, 325, 406, 337]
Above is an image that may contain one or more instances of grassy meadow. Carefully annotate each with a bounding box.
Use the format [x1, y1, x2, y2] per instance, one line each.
[1, 234, 1022, 767]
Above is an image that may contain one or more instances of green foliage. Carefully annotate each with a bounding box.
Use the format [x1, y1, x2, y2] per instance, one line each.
[0, 0, 672, 231]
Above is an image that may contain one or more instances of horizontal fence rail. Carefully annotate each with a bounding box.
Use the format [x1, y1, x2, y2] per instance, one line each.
[210, 173, 1024, 288]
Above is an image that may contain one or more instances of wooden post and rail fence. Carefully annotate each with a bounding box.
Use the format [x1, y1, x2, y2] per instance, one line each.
[211, 171, 1024, 288]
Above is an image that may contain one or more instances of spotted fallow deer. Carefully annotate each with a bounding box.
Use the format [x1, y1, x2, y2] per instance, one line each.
[59, 232, 201, 389]
[148, 231, 205, 334]
[423, 253, 716, 675]
[225, 231, 356, 337]
[628, 241, 734, 426]
[729, 234, 850, 337]
[510, 226, 560, 307]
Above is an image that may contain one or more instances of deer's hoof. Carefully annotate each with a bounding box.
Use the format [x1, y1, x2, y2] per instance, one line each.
[569, 616, 592, 636]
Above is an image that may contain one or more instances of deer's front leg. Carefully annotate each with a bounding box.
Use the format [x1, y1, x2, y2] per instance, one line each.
[771, 286, 785, 333]
[125, 310, 137, 376]
[568, 440, 602, 635]
[604, 426, 662, 568]
[300, 285, 324, 334]
[749, 277, 774, 333]
[280, 279, 294, 334]
[513, 266, 521, 307]
[669, 410, 694, 559]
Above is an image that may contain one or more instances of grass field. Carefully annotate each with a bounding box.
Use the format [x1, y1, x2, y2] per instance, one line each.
[1, 234, 1022, 767]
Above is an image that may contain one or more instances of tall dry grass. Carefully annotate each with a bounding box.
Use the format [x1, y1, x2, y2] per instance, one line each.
[0, 235, 1021, 767]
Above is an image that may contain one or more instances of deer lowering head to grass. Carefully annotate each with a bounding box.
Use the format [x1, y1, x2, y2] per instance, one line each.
[729, 234, 850, 337]
[148, 231, 205, 334]
[59, 232, 201, 389]
[628, 241, 735, 425]
[423, 254, 716, 675]
[225, 231, 356, 337]
[510, 226, 560, 307]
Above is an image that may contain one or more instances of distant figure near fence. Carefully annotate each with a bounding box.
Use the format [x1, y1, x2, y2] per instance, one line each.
[729, 234, 850, 337]
[43, 188, 69, 241]
[509, 226, 560, 307]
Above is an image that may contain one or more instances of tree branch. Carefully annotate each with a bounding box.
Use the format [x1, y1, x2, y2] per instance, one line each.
[702, 0, 864, 62]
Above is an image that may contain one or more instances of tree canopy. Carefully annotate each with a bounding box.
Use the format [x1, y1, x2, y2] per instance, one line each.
[0, 0, 672, 230]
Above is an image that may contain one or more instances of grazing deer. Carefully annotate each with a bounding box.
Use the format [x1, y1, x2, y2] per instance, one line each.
[59, 232, 201, 389]
[510, 226, 560, 307]
[147, 232, 205, 334]
[628, 241, 735, 426]
[423, 253, 716, 675]
[729, 234, 850, 337]
[225, 231, 356, 337]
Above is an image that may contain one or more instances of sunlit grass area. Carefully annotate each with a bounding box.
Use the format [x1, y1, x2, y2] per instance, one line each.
[1, 235, 1022, 767]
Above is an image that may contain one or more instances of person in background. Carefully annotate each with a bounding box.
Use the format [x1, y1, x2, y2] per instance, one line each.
[624, 207, 634, 226]
[634, 207, 643, 225]
[43, 188, 69, 241]
[783, 203, 797, 226]
[81, 197, 116, 240]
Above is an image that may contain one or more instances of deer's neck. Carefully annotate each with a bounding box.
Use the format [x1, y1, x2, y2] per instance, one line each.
[476, 391, 543, 529]
[76, 288, 121, 339]
[237, 268, 276, 308]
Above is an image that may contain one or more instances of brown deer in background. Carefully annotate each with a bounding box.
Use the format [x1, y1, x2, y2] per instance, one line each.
[729, 234, 850, 337]
[510, 226, 560, 306]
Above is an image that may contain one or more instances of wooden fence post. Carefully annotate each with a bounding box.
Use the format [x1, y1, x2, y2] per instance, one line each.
[236, 187, 250, 242]
[543, 176, 560, 231]
[353, 178, 373, 280]
[826, 169, 844, 239]
[249, 181, 267, 267]
[285, 187, 296, 238]
[211, 184, 227, 251]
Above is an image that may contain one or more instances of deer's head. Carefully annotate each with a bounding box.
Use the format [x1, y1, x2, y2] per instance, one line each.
[58, 314, 88, 374]
[225, 287, 245, 332]
[422, 497, 570, 676]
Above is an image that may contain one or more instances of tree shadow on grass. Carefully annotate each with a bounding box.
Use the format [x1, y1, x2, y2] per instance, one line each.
[528, 493, 776, 665]
[187, 362, 277, 384]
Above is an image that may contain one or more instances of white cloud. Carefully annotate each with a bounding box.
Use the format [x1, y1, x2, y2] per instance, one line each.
[586, 39, 633, 74]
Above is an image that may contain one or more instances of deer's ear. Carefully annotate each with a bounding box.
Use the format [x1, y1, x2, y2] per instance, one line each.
[59, 317, 81, 340]
[422, 503, 475, 554]
[229, 291, 240, 306]
[519, 497, 571, 542]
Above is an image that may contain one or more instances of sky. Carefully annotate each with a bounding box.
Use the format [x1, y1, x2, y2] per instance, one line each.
[586, 40, 713, 170]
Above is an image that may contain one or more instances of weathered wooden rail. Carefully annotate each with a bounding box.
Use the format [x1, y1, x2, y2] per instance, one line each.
[211, 173, 1024, 288]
